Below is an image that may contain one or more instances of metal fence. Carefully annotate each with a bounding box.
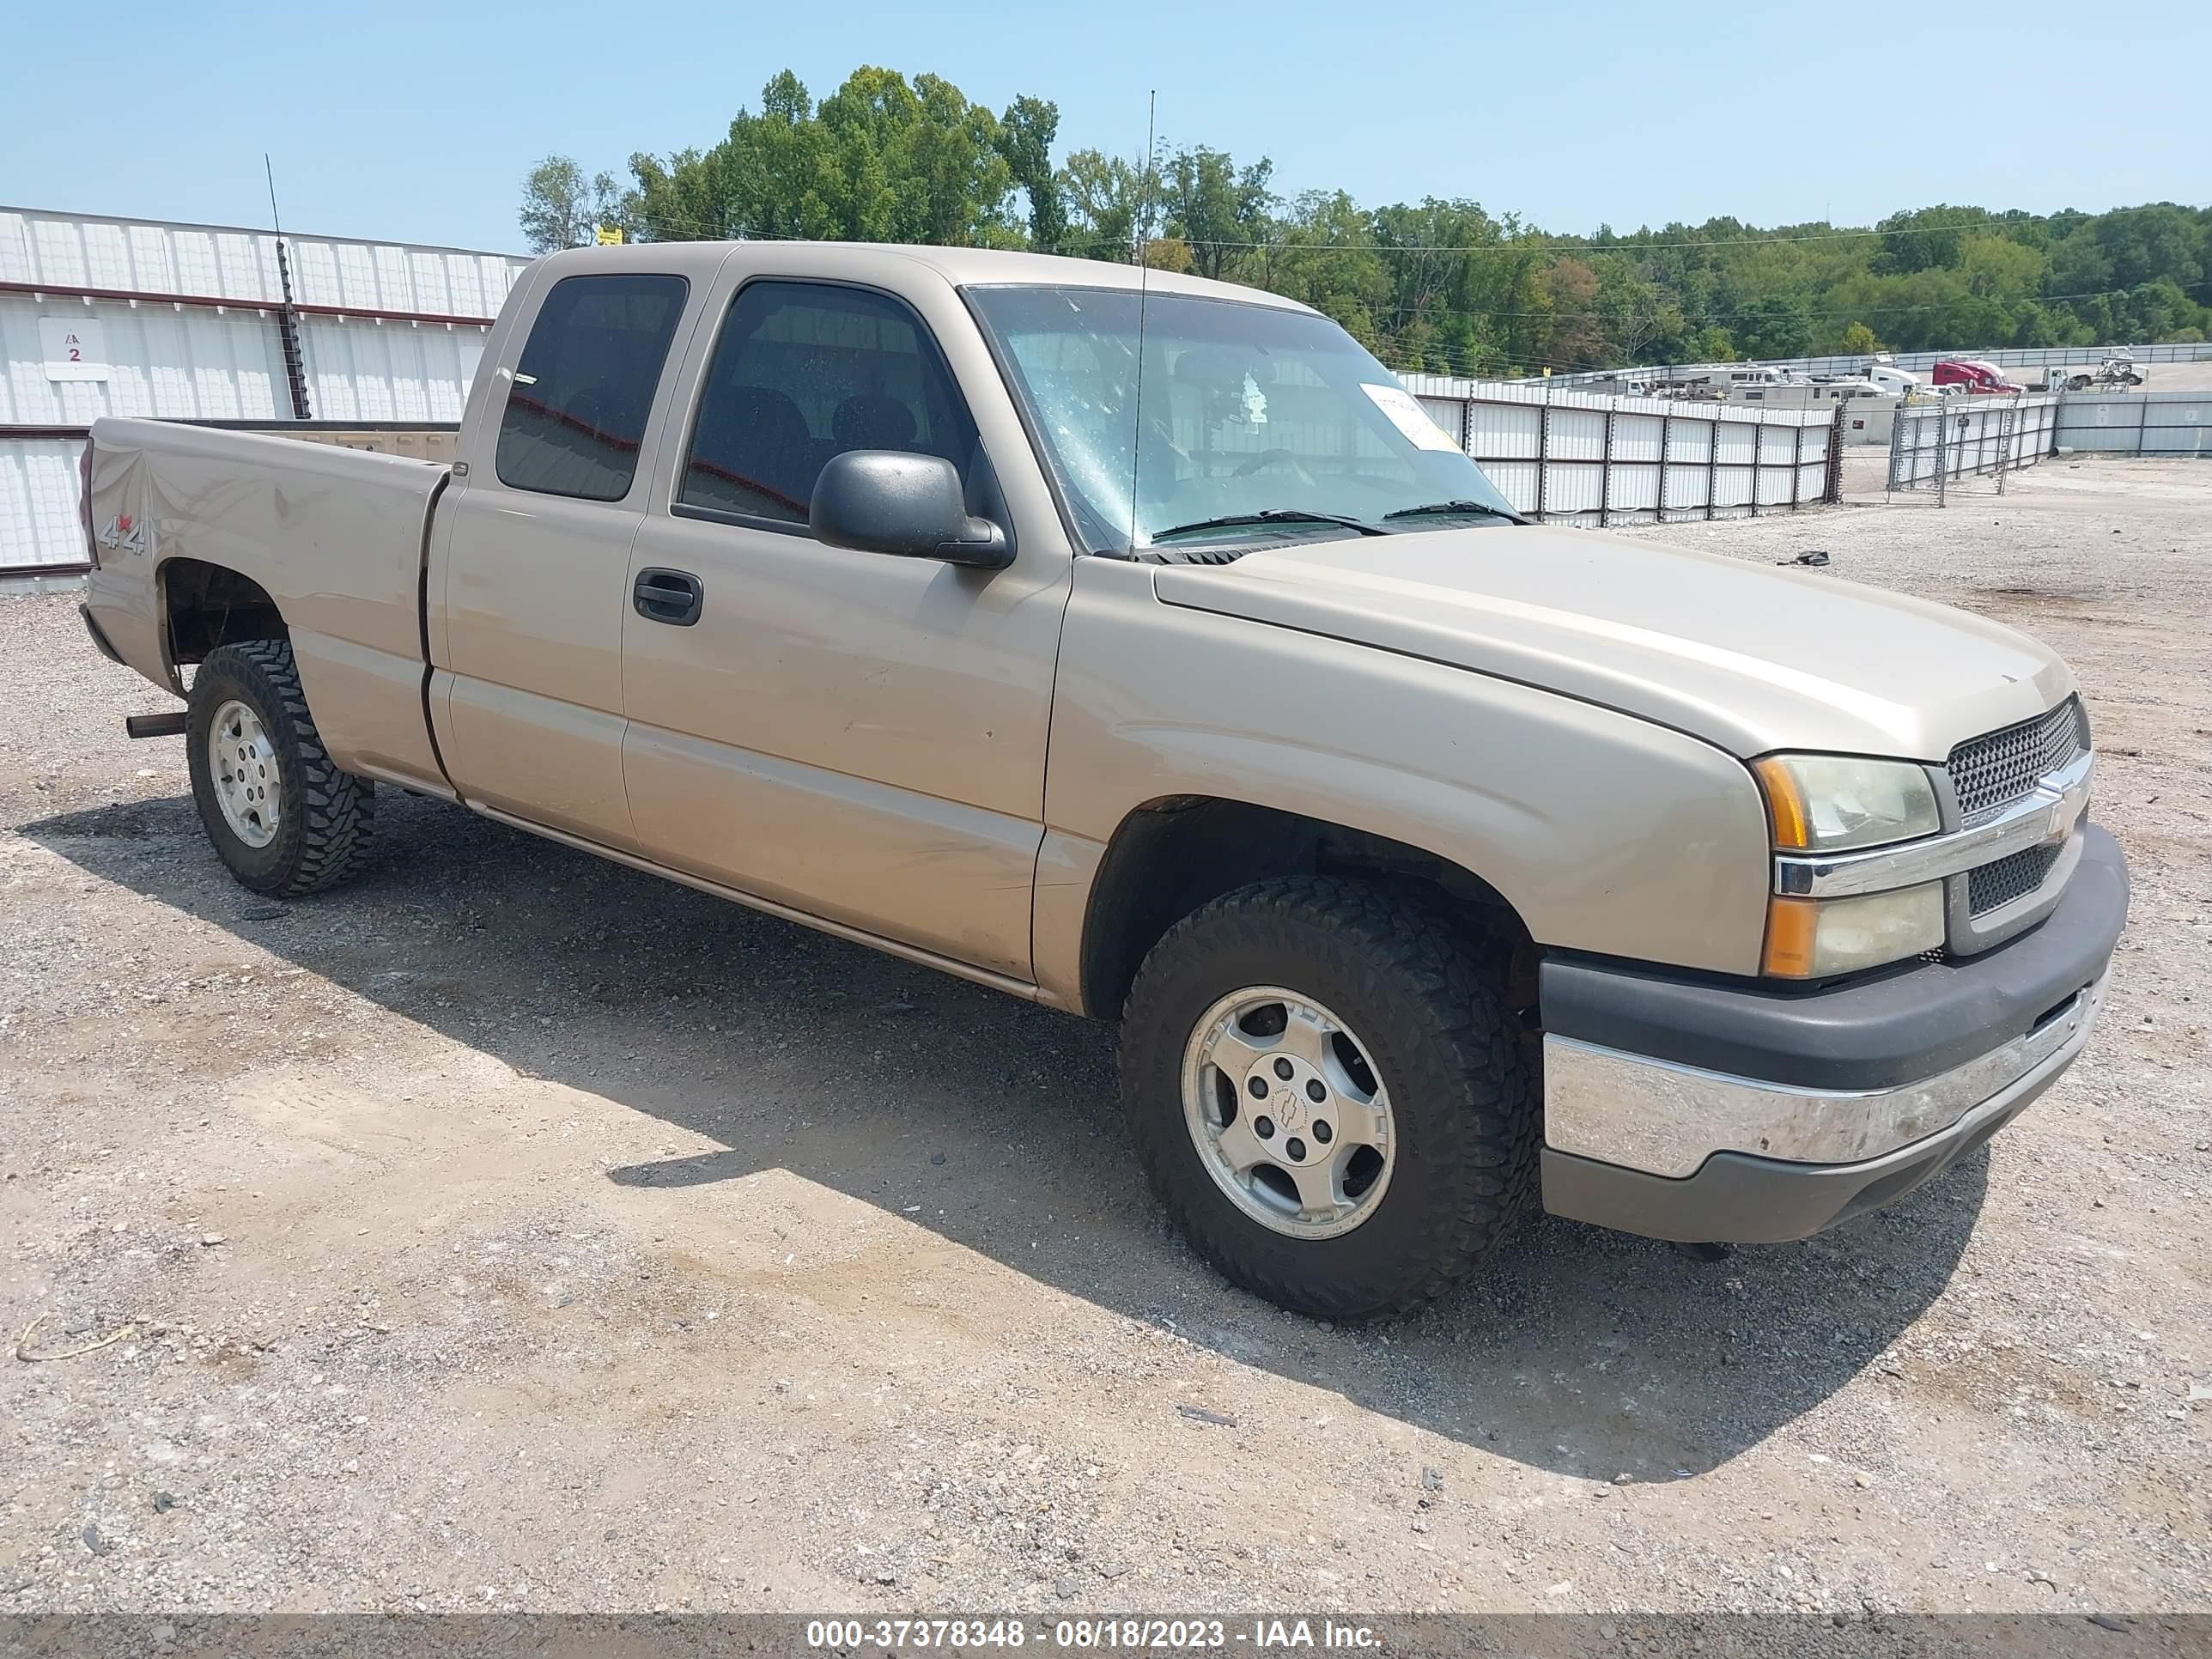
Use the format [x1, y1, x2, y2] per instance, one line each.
[1796, 343, 2212, 374]
[1887, 386, 2209, 496]
[1556, 341, 2212, 385]
[1887, 394, 2062, 496]
[1400, 374, 1840, 523]
[2056, 391, 2209, 456]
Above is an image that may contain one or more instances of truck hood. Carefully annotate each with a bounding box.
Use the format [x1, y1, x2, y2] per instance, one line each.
[1151, 525, 2074, 760]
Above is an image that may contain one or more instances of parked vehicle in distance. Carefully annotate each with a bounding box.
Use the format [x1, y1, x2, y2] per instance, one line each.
[77, 243, 2127, 1319]
[1931, 357, 2023, 394]
[1731, 380, 1895, 408]
[1585, 363, 1812, 399]
[2063, 350, 2146, 392]
[1850, 358, 1922, 397]
[1673, 362, 1808, 392]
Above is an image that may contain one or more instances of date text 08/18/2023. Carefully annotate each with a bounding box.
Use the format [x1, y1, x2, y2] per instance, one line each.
[802, 1616, 1381, 1650]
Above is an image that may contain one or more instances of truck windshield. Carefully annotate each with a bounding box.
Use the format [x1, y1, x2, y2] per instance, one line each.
[966, 285, 1519, 556]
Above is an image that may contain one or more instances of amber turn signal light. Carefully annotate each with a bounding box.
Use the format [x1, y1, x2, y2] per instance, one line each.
[1762, 895, 1820, 977]
[1753, 756, 1812, 850]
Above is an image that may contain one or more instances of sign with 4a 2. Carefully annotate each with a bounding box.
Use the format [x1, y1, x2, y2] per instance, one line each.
[40, 317, 110, 380]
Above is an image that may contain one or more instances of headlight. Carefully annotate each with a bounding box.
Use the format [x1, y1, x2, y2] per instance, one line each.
[1763, 884, 1946, 978]
[1753, 755, 1947, 977]
[1752, 755, 1942, 853]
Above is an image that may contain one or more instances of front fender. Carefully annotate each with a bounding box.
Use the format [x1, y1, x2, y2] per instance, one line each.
[1038, 557, 1773, 994]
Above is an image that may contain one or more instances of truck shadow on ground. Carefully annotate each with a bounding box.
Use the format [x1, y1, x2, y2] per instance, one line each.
[28, 789, 1986, 1482]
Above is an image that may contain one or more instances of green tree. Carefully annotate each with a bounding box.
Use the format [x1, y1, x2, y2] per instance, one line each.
[623, 68, 1027, 247]
[817, 68, 1017, 245]
[629, 70, 842, 242]
[1537, 257, 1607, 368]
[1269, 191, 1390, 350]
[1370, 198, 1506, 374]
[1690, 325, 1737, 362]
[1730, 294, 1814, 359]
[2119, 280, 2207, 342]
[1875, 205, 1990, 274]
[1059, 148, 1163, 260]
[1957, 234, 2045, 301]
[2094, 205, 2205, 292]
[518, 156, 624, 252]
[1595, 255, 1687, 366]
[2046, 227, 2115, 296]
[1159, 145, 1276, 282]
[997, 95, 1067, 252]
[1841, 320, 1879, 356]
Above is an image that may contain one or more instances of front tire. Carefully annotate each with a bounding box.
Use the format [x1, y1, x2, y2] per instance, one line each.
[185, 639, 374, 896]
[1118, 878, 1536, 1320]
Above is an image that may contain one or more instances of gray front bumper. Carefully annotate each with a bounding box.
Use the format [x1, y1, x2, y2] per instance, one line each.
[1544, 972, 2106, 1178]
[1540, 975, 2102, 1243]
[1536, 823, 2127, 1244]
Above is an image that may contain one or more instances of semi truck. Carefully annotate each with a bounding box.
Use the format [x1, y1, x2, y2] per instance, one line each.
[1930, 358, 2023, 394]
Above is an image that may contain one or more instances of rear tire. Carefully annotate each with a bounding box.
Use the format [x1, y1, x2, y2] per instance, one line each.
[1118, 877, 1536, 1320]
[185, 639, 374, 896]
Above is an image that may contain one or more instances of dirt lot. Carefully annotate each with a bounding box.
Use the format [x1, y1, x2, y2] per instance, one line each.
[3, 457, 2207, 1620]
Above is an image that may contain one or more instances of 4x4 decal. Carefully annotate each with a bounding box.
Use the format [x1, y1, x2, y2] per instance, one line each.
[96, 514, 148, 557]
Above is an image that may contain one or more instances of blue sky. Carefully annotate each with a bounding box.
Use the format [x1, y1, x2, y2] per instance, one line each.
[4, 0, 2205, 253]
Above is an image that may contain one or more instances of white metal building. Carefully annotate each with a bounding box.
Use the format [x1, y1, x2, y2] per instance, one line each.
[2, 204, 531, 573]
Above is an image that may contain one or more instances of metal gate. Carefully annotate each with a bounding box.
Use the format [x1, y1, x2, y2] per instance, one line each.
[1887, 393, 2060, 497]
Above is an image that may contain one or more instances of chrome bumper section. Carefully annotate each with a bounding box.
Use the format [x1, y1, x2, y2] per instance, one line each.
[1543, 973, 2106, 1179]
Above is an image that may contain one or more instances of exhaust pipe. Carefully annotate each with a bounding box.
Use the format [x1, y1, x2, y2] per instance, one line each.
[124, 712, 188, 739]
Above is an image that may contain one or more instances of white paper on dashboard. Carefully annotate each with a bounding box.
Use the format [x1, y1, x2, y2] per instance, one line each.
[1360, 382, 1461, 452]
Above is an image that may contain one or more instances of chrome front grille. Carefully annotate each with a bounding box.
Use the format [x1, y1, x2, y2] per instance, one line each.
[1968, 843, 2062, 915]
[1947, 698, 2089, 825]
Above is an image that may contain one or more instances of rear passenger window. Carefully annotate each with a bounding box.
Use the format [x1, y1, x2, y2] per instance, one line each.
[495, 274, 688, 501]
[678, 281, 978, 528]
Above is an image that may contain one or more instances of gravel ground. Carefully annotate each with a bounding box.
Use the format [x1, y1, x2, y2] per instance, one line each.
[2, 456, 2207, 1620]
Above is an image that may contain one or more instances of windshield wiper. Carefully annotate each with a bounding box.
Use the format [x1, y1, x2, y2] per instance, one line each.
[1149, 508, 1388, 543]
[1382, 500, 1524, 525]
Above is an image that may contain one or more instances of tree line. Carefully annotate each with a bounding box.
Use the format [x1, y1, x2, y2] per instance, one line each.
[520, 65, 2211, 376]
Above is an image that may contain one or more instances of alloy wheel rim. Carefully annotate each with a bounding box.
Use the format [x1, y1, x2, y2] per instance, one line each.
[208, 699, 281, 848]
[1180, 986, 1395, 1240]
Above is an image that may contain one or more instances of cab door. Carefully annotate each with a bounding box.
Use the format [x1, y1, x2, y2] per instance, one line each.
[431, 268, 694, 848]
[617, 271, 1070, 980]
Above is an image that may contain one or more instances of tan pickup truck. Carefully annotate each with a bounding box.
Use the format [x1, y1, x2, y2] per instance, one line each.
[76, 242, 2127, 1318]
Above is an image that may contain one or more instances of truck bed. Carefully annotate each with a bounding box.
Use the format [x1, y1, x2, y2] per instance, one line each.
[83, 416, 452, 791]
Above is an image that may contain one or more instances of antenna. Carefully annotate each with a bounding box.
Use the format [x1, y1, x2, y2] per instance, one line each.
[264, 153, 285, 235]
[1126, 89, 1157, 552]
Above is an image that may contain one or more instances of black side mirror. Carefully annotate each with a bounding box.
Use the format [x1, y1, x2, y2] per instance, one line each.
[810, 451, 1012, 569]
